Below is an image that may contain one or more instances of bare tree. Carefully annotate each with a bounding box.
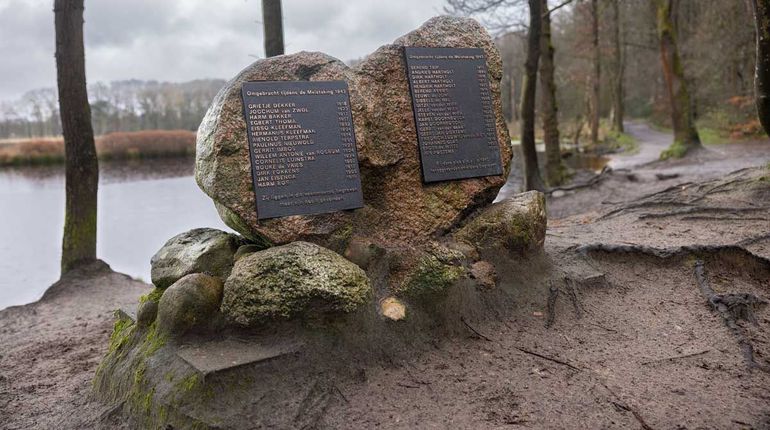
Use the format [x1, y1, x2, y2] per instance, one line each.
[609, 0, 625, 132]
[654, 0, 701, 158]
[54, 0, 99, 273]
[520, 0, 546, 191]
[262, 0, 284, 57]
[589, 0, 601, 144]
[751, 0, 770, 135]
[540, 0, 564, 186]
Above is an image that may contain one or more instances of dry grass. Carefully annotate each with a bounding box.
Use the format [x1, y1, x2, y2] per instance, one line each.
[0, 130, 196, 166]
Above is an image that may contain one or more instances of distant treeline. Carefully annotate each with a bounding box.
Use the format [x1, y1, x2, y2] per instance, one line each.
[0, 130, 196, 166]
[0, 79, 225, 139]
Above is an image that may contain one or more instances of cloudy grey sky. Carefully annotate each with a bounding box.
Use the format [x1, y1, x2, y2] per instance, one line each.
[0, 0, 448, 101]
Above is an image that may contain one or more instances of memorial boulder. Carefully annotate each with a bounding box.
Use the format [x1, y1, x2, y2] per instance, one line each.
[195, 16, 513, 261]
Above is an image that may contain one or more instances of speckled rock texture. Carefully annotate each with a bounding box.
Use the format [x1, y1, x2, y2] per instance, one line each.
[150, 228, 243, 289]
[195, 16, 512, 254]
[221, 241, 372, 326]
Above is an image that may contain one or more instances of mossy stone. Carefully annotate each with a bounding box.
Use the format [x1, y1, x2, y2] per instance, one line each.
[157, 273, 223, 336]
[150, 228, 243, 289]
[454, 191, 546, 257]
[221, 241, 372, 326]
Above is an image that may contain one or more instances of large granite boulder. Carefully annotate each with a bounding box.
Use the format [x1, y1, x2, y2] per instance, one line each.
[150, 228, 242, 289]
[195, 16, 512, 255]
[221, 241, 372, 326]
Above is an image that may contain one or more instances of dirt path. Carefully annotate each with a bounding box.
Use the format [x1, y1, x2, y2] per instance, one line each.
[607, 121, 672, 170]
[0, 124, 768, 429]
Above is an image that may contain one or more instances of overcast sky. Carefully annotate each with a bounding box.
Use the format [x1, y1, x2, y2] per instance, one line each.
[0, 0, 448, 101]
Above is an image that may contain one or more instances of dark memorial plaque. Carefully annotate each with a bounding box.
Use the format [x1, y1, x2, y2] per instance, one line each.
[404, 47, 503, 183]
[241, 81, 363, 219]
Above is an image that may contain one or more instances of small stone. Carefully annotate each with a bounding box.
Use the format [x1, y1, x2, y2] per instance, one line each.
[454, 191, 547, 258]
[552, 190, 566, 198]
[150, 228, 243, 289]
[157, 273, 223, 335]
[470, 261, 497, 290]
[221, 242, 372, 326]
[380, 297, 406, 321]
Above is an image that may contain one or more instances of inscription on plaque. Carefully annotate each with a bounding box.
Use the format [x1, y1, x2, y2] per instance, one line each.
[404, 47, 503, 183]
[241, 81, 363, 219]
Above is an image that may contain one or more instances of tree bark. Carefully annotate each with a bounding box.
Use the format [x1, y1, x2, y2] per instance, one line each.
[655, 0, 702, 157]
[54, 0, 99, 274]
[751, 0, 770, 135]
[262, 0, 284, 57]
[520, 0, 546, 191]
[589, 0, 601, 144]
[539, 0, 564, 186]
[610, 0, 625, 132]
[502, 68, 513, 122]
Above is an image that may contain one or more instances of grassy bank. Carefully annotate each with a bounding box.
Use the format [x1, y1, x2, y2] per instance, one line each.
[0, 130, 196, 166]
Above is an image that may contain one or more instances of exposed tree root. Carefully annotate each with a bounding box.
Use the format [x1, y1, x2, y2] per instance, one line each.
[574, 243, 770, 268]
[545, 277, 584, 328]
[546, 166, 629, 196]
[573, 243, 769, 372]
[694, 261, 768, 372]
[738, 233, 770, 247]
[636, 206, 769, 220]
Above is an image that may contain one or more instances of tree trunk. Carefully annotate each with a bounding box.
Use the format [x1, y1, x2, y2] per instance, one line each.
[262, 0, 284, 57]
[502, 68, 513, 122]
[751, 0, 770, 135]
[610, 0, 625, 133]
[590, 0, 601, 144]
[54, 0, 99, 274]
[655, 0, 701, 157]
[520, 0, 546, 192]
[540, 0, 564, 186]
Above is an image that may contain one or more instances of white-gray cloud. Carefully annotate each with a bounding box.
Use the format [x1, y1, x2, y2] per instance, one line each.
[0, 0, 448, 100]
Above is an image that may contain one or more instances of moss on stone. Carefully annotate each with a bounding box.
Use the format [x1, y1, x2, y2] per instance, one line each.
[107, 313, 135, 355]
[454, 191, 546, 255]
[139, 288, 164, 305]
[399, 255, 464, 297]
[221, 242, 372, 326]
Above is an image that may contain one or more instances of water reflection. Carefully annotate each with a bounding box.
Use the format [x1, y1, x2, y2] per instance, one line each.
[0, 158, 228, 310]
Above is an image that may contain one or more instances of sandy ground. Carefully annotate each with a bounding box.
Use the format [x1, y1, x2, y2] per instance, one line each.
[1, 124, 769, 429]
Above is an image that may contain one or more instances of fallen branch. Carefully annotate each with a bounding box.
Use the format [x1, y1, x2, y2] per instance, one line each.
[601, 382, 655, 430]
[640, 349, 710, 365]
[460, 316, 492, 342]
[655, 173, 680, 180]
[513, 346, 581, 371]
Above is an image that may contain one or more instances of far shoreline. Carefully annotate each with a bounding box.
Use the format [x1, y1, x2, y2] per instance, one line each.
[0, 129, 196, 167]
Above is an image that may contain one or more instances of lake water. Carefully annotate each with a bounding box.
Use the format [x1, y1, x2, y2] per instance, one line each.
[0, 158, 228, 310]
